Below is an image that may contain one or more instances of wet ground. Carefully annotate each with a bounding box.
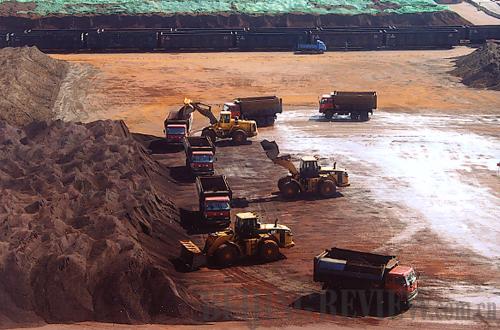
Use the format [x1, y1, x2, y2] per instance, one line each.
[42, 50, 500, 328]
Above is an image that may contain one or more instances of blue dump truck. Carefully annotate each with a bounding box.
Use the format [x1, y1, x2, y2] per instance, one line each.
[295, 39, 327, 54]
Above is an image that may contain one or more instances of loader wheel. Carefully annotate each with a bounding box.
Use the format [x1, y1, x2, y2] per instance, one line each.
[319, 180, 336, 198]
[215, 244, 238, 267]
[278, 176, 291, 192]
[281, 181, 300, 199]
[202, 129, 217, 143]
[259, 240, 279, 262]
[232, 130, 247, 145]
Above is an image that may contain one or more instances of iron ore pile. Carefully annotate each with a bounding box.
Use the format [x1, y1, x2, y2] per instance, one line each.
[452, 40, 500, 90]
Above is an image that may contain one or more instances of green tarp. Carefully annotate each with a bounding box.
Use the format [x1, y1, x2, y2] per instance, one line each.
[0, 0, 447, 16]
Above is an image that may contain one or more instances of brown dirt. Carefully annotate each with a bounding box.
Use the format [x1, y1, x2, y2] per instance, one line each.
[0, 47, 68, 126]
[0, 11, 470, 30]
[0, 119, 206, 328]
[452, 40, 500, 90]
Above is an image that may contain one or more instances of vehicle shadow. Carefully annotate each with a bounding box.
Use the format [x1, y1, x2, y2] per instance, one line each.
[308, 115, 369, 123]
[215, 140, 253, 148]
[169, 166, 194, 184]
[179, 208, 228, 235]
[133, 133, 184, 154]
[291, 291, 406, 318]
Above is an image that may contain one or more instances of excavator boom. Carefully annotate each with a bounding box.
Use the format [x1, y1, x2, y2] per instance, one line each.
[182, 98, 219, 125]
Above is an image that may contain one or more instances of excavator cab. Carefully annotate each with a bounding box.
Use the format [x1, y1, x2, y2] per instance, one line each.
[300, 156, 320, 178]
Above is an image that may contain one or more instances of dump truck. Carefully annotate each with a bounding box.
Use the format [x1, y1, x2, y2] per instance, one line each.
[179, 211, 295, 270]
[201, 110, 258, 145]
[223, 96, 282, 127]
[184, 136, 216, 176]
[295, 39, 327, 54]
[261, 140, 349, 199]
[163, 110, 193, 144]
[196, 175, 232, 227]
[314, 247, 418, 309]
[319, 91, 377, 121]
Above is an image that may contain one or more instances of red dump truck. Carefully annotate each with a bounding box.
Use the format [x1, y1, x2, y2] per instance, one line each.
[196, 175, 232, 227]
[223, 96, 283, 127]
[314, 248, 418, 309]
[184, 136, 216, 176]
[164, 110, 193, 144]
[319, 91, 377, 121]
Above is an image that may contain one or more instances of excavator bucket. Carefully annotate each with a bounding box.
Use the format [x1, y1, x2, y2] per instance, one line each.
[179, 240, 207, 271]
[261, 139, 280, 160]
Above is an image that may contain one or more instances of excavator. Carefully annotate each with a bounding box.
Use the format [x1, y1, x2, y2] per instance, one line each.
[166, 98, 258, 145]
[261, 140, 350, 199]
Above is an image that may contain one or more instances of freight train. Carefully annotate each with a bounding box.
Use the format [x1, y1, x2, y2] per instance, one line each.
[1, 25, 499, 52]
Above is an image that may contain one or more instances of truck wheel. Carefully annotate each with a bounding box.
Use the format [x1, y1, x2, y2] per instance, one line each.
[350, 113, 360, 121]
[360, 113, 369, 121]
[281, 181, 300, 199]
[232, 130, 247, 144]
[202, 129, 217, 143]
[319, 180, 336, 198]
[278, 176, 291, 191]
[215, 244, 238, 267]
[325, 111, 334, 120]
[259, 240, 279, 262]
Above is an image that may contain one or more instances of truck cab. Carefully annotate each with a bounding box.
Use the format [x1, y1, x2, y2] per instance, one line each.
[223, 102, 240, 118]
[319, 94, 334, 114]
[165, 124, 187, 143]
[385, 266, 418, 306]
[190, 151, 214, 174]
[203, 196, 231, 225]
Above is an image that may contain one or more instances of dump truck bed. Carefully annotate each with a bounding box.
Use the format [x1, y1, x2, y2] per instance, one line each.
[332, 91, 377, 110]
[235, 96, 282, 116]
[196, 175, 232, 197]
[314, 247, 398, 283]
[184, 136, 215, 154]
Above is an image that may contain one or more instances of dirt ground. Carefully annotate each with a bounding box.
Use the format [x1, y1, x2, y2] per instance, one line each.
[447, 2, 500, 25]
[42, 49, 500, 329]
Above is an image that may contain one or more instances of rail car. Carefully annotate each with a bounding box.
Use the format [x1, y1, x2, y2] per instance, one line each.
[8, 29, 86, 51]
[468, 25, 500, 43]
[235, 32, 309, 50]
[384, 28, 460, 49]
[159, 32, 236, 50]
[313, 30, 385, 50]
[87, 30, 158, 50]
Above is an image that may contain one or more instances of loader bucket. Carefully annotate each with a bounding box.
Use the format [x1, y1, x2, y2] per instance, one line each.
[261, 139, 280, 160]
[179, 240, 207, 271]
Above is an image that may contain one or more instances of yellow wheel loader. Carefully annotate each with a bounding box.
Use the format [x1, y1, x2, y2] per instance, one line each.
[179, 212, 294, 270]
[261, 140, 350, 199]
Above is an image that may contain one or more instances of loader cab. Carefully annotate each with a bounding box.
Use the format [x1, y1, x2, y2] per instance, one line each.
[219, 111, 232, 127]
[300, 156, 320, 178]
[235, 212, 260, 237]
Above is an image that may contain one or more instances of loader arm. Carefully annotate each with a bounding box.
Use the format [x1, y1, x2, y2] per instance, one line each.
[181, 98, 219, 125]
[271, 156, 299, 176]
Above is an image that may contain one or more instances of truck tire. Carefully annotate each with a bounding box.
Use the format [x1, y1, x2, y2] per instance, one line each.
[325, 111, 334, 120]
[278, 176, 291, 191]
[232, 130, 247, 144]
[360, 112, 369, 121]
[215, 244, 238, 267]
[281, 181, 300, 199]
[259, 240, 280, 262]
[319, 180, 336, 198]
[202, 129, 217, 143]
[350, 113, 361, 121]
